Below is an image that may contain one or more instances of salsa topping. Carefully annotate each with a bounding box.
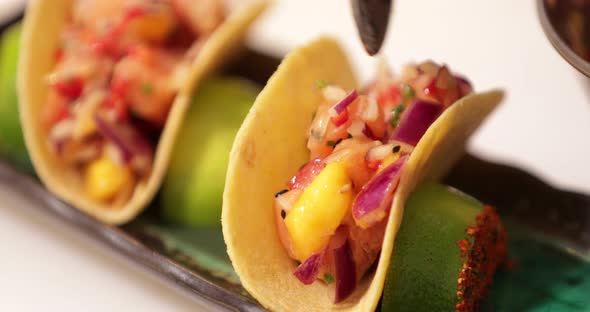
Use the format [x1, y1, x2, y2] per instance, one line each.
[43, 0, 226, 204]
[273, 61, 474, 302]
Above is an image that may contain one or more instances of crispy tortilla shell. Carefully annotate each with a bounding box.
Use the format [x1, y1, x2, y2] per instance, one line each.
[222, 37, 503, 311]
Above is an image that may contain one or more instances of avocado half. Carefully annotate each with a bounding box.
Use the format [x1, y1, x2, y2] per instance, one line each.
[382, 183, 507, 311]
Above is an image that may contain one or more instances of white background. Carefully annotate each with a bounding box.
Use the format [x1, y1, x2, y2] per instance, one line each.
[1, 0, 589, 311]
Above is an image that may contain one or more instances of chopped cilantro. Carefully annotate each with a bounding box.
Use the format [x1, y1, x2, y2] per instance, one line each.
[324, 273, 335, 284]
[401, 84, 415, 98]
[315, 79, 328, 89]
[141, 83, 153, 95]
[390, 104, 405, 127]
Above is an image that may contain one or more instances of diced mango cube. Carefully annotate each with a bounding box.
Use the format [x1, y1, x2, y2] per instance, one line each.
[285, 162, 353, 261]
[85, 156, 132, 202]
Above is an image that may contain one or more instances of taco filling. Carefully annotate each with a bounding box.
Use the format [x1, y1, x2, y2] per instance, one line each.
[41, 0, 225, 204]
[273, 61, 475, 302]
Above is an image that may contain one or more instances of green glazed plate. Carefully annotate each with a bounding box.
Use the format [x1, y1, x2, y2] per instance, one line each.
[1, 12, 589, 312]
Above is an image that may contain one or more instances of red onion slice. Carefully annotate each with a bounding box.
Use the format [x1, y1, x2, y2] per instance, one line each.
[94, 113, 153, 172]
[362, 124, 377, 140]
[389, 100, 442, 146]
[331, 90, 358, 115]
[334, 239, 356, 303]
[352, 155, 408, 228]
[294, 251, 325, 285]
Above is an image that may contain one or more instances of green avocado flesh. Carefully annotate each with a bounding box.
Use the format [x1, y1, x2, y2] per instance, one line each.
[0, 24, 32, 172]
[160, 77, 260, 227]
[382, 183, 482, 311]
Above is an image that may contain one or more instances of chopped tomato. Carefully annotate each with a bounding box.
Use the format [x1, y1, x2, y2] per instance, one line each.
[54, 48, 64, 63]
[90, 39, 120, 58]
[102, 95, 128, 121]
[423, 78, 439, 100]
[125, 6, 146, 20]
[289, 158, 325, 190]
[330, 110, 349, 127]
[377, 85, 401, 107]
[110, 77, 131, 97]
[52, 76, 84, 99]
[366, 160, 381, 170]
[104, 77, 131, 120]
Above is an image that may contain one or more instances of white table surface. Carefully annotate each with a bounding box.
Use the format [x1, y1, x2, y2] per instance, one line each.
[1, 0, 589, 311]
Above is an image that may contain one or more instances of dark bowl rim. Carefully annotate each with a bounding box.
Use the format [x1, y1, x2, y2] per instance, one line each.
[537, 0, 590, 77]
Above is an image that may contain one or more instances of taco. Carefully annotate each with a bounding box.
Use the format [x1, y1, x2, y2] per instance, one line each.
[222, 37, 505, 311]
[17, 0, 269, 224]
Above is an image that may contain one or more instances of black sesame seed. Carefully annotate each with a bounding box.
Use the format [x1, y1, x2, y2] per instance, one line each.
[392, 145, 401, 153]
[275, 189, 289, 198]
[281, 210, 286, 219]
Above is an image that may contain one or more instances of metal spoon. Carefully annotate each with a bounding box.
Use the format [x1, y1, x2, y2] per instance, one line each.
[351, 0, 392, 56]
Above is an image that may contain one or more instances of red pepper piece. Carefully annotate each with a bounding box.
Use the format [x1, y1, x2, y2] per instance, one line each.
[53, 76, 84, 99]
[331, 110, 349, 127]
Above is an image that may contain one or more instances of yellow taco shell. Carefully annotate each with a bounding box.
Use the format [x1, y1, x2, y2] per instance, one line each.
[17, 0, 270, 224]
[222, 37, 503, 311]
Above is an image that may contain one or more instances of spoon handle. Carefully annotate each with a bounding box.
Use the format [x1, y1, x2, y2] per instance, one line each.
[351, 0, 392, 56]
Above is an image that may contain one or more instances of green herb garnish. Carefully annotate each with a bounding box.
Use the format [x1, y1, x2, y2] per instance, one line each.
[390, 104, 405, 127]
[315, 79, 328, 89]
[140, 82, 153, 95]
[324, 273, 335, 284]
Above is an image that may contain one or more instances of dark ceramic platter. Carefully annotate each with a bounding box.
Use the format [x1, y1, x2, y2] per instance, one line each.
[2, 11, 590, 312]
